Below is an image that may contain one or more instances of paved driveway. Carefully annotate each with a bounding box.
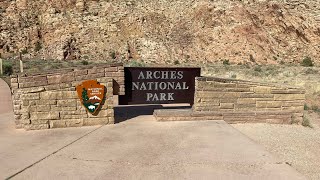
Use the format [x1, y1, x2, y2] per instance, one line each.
[0, 79, 305, 179]
[0, 116, 305, 180]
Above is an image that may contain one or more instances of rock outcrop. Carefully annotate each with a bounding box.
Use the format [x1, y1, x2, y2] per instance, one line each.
[0, 0, 319, 64]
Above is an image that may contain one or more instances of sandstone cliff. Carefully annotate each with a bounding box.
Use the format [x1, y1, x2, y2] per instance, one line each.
[0, 0, 319, 64]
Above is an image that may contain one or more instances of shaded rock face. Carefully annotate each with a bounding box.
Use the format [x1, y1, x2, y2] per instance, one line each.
[0, 0, 319, 64]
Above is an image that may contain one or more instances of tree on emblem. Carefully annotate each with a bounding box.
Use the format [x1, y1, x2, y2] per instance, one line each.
[82, 88, 89, 101]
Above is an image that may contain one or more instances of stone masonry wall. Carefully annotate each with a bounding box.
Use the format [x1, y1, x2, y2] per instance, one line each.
[193, 77, 306, 124]
[10, 63, 124, 130]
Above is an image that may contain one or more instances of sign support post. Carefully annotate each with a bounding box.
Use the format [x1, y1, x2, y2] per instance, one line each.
[0, 58, 3, 75]
[19, 52, 23, 73]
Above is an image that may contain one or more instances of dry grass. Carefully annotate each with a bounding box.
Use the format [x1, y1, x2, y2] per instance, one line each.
[1, 59, 117, 75]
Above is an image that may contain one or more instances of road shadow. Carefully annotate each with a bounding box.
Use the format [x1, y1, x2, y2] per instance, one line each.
[114, 104, 191, 123]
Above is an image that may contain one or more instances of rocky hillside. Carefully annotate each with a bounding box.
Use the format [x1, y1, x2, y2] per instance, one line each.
[0, 0, 319, 65]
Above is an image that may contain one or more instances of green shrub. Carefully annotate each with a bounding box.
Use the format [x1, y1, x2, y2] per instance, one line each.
[249, 54, 255, 62]
[127, 60, 145, 67]
[301, 56, 313, 67]
[222, 59, 230, 65]
[109, 51, 116, 59]
[305, 68, 318, 74]
[304, 104, 309, 110]
[302, 116, 312, 128]
[311, 105, 320, 112]
[34, 41, 42, 52]
[243, 63, 251, 69]
[254, 66, 262, 72]
[3, 61, 13, 75]
[21, 49, 28, 54]
[174, 60, 180, 65]
[280, 61, 285, 65]
[81, 60, 89, 65]
[83, 55, 89, 60]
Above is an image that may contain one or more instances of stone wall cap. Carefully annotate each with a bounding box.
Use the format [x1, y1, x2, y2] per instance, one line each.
[125, 66, 201, 69]
[197, 76, 305, 91]
[15, 62, 123, 77]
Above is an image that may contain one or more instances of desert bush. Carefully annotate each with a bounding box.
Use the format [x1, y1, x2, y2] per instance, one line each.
[242, 63, 251, 69]
[174, 60, 180, 65]
[34, 41, 42, 52]
[109, 51, 116, 59]
[304, 104, 310, 110]
[302, 115, 312, 128]
[254, 66, 262, 72]
[3, 61, 13, 75]
[127, 60, 145, 67]
[83, 55, 89, 60]
[249, 54, 255, 62]
[21, 49, 28, 54]
[230, 74, 237, 79]
[311, 105, 320, 113]
[81, 60, 89, 65]
[222, 59, 230, 65]
[304, 68, 318, 74]
[301, 56, 313, 67]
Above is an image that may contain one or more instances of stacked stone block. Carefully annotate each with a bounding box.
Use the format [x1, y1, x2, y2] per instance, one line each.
[11, 63, 124, 130]
[193, 77, 306, 124]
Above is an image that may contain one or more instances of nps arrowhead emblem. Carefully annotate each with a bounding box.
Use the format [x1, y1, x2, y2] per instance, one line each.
[76, 80, 106, 115]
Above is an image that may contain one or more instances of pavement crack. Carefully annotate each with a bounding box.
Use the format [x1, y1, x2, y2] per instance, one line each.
[5, 125, 104, 180]
[72, 157, 111, 163]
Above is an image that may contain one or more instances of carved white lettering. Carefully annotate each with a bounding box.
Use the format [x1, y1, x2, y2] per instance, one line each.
[168, 82, 175, 90]
[162, 71, 169, 79]
[152, 93, 159, 101]
[147, 93, 153, 101]
[146, 93, 175, 101]
[175, 82, 182, 90]
[168, 93, 174, 100]
[140, 83, 147, 90]
[171, 71, 177, 79]
[182, 82, 189, 90]
[159, 82, 167, 90]
[154, 71, 161, 79]
[132, 82, 139, 90]
[147, 82, 154, 90]
[177, 71, 183, 79]
[160, 93, 166, 101]
[154, 82, 159, 90]
[146, 71, 152, 79]
[138, 71, 145, 79]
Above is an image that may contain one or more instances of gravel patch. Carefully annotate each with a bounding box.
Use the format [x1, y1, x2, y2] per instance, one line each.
[232, 123, 320, 180]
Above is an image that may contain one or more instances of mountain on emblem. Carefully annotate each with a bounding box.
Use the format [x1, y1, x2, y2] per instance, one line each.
[76, 80, 106, 115]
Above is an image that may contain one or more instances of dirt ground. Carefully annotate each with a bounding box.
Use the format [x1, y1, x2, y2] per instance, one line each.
[232, 111, 320, 180]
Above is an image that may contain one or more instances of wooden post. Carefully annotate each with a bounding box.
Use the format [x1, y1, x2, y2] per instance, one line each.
[0, 53, 2, 75]
[19, 52, 24, 73]
[0, 58, 3, 75]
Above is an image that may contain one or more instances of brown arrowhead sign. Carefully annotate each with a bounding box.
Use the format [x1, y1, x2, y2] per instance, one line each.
[76, 80, 106, 114]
